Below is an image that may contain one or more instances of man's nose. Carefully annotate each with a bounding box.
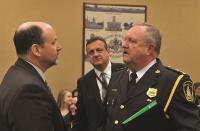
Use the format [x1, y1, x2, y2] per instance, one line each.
[57, 43, 62, 51]
[122, 40, 128, 48]
[93, 50, 100, 56]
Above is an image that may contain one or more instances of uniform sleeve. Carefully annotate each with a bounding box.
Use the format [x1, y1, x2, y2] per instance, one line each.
[8, 84, 54, 131]
[72, 79, 88, 131]
[169, 75, 200, 131]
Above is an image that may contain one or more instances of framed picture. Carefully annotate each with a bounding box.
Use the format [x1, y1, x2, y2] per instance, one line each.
[83, 3, 147, 74]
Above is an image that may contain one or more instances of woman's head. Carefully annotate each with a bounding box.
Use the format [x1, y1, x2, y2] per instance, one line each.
[194, 82, 200, 97]
[57, 89, 73, 109]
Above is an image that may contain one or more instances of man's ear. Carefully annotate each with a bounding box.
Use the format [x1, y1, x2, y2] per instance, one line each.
[145, 43, 155, 55]
[31, 44, 41, 56]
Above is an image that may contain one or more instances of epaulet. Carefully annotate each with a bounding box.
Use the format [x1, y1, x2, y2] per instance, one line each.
[165, 66, 186, 75]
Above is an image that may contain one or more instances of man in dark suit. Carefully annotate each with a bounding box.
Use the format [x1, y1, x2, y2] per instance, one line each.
[0, 22, 66, 131]
[105, 23, 200, 131]
[72, 37, 126, 131]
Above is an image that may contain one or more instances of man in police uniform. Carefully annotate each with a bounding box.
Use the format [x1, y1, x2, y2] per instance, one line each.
[105, 23, 200, 131]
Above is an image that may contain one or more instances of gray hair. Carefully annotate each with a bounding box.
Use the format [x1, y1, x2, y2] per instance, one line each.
[134, 23, 162, 54]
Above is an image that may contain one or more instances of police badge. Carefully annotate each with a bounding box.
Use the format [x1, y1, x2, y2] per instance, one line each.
[146, 88, 157, 98]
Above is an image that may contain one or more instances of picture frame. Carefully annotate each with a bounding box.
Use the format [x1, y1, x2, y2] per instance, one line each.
[83, 3, 147, 74]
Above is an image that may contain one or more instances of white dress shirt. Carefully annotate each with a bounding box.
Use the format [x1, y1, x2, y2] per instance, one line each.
[94, 61, 111, 101]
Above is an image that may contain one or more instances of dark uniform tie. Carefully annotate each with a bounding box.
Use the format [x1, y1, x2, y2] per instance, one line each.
[100, 72, 108, 102]
[130, 72, 137, 85]
[127, 72, 137, 91]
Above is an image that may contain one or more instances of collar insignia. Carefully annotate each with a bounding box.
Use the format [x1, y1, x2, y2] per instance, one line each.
[155, 69, 160, 74]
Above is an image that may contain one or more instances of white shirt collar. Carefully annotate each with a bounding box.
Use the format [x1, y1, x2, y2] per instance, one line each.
[94, 61, 111, 78]
[26, 61, 46, 82]
[129, 59, 156, 82]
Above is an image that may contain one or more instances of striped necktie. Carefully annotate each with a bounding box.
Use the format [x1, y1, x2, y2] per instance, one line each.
[100, 72, 108, 102]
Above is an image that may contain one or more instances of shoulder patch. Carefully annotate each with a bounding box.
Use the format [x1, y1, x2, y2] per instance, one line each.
[166, 66, 186, 75]
[183, 81, 194, 102]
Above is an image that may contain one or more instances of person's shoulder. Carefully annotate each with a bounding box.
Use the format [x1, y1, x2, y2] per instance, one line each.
[77, 69, 95, 82]
[112, 68, 127, 78]
[161, 65, 192, 89]
[164, 66, 194, 102]
[111, 63, 127, 72]
[163, 66, 189, 77]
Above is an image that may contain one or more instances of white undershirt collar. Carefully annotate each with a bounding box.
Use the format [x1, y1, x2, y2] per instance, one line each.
[129, 59, 156, 82]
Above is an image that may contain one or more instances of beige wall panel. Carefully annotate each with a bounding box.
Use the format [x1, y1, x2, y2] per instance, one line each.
[147, 0, 200, 82]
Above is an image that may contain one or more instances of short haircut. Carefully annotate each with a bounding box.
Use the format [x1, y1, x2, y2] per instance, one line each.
[194, 82, 200, 90]
[134, 23, 162, 54]
[86, 36, 108, 49]
[13, 25, 44, 55]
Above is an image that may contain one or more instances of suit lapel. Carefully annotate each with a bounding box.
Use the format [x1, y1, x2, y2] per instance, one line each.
[15, 58, 44, 83]
[15, 58, 56, 103]
[15, 58, 65, 131]
[88, 70, 105, 110]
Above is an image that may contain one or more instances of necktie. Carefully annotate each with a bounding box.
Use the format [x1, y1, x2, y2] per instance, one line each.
[100, 72, 108, 102]
[129, 72, 137, 85]
[127, 72, 137, 91]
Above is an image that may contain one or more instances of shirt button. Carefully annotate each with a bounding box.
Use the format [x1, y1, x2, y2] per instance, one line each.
[120, 105, 124, 109]
[107, 101, 109, 105]
[114, 120, 119, 125]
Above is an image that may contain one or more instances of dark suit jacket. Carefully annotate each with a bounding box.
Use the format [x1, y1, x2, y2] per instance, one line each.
[0, 58, 66, 131]
[73, 63, 126, 131]
[105, 59, 200, 131]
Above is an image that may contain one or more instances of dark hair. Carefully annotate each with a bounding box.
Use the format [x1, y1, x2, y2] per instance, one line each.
[86, 36, 108, 49]
[72, 89, 78, 97]
[194, 82, 200, 90]
[13, 25, 44, 55]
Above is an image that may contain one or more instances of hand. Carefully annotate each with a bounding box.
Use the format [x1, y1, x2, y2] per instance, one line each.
[70, 104, 77, 115]
[197, 104, 200, 109]
[69, 97, 77, 116]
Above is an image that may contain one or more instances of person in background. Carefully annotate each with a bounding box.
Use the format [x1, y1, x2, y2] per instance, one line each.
[105, 23, 200, 131]
[194, 82, 200, 108]
[70, 89, 78, 125]
[72, 36, 126, 131]
[72, 89, 78, 105]
[57, 89, 73, 131]
[0, 22, 66, 131]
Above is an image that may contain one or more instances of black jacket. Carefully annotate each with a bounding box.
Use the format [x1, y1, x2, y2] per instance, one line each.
[105, 59, 200, 131]
[0, 58, 66, 131]
[73, 63, 126, 131]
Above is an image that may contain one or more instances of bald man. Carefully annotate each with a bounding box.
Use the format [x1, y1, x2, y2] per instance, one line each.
[0, 22, 66, 131]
